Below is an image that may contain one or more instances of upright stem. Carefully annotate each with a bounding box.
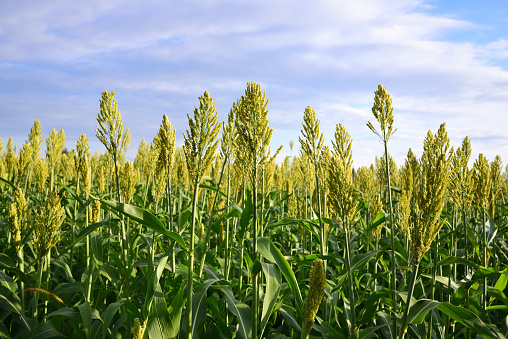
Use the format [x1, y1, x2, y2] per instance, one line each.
[18, 247, 25, 316]
[252, 165, 259, 339]
[198, 154, 229, 278]
[33, 258, 44, 325]
[399, 263, 419, 339]
[345, 225, 357, 338]
[186, 180, 199, 339]
[482, 209, 488, 310]
[383, 140, 397, 338]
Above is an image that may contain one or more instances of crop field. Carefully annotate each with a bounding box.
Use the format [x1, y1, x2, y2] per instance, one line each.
[1, 83, 508, 338]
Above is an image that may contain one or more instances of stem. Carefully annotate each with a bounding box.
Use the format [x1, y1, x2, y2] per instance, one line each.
[383, 140, 397, 338]
[186, 180, 199, 339]
[33, 257, 45, 325]
[345, 225, 357, 338]
[252, 165, 259, 339]
[399, 263, 419, 338]
[427, 237, 439, 338]
[198, 153, 229, 277]
[18, 247, 25, 316]
[301, 323, 311, 339]
[483, 209, 488, 310]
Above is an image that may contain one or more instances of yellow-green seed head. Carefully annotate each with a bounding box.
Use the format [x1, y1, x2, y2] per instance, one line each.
[32, 193, 65, 261]
[303, 259, 326, 330]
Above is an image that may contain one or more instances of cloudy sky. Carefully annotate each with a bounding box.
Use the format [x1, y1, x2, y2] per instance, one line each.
[1, 0, 508, 168]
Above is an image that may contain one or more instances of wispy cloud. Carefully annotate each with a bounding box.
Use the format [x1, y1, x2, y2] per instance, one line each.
[1, 0, 507, 167]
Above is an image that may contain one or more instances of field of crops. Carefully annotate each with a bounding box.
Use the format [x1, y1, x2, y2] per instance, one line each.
[1, 82, 508, 338]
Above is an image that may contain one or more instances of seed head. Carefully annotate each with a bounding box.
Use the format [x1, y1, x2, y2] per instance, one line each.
[367, 84, 397, 142]
[32, 193, 65, 261]
[183, 91, 221, 185]
[303, 259, 326, 330]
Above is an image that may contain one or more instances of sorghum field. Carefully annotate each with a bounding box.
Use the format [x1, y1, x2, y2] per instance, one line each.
[1, 83, 508, 339]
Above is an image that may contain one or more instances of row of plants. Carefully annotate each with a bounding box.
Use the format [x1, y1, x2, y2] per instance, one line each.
[1, 83, 508, 338]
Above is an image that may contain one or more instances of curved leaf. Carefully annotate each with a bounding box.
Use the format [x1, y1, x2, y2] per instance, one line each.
[100, 199, 186, 250]
[257, 237, 304, 318]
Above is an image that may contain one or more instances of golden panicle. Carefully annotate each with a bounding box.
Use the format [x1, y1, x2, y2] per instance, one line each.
[120, 161, 140, 203]
[183, 91, 221, 185]
[355, 165, 377, 203]
[32, 193, 65, 261]
[9, 188, 30, 253]
[132, 318, 147, 339]
[488, 155, 502, 219]
[299, 106, 325, 165]
[235, 82, 282, 184]
[5, 137, 18, 181]
[89, 199, 101, 224]
[327, 124, 357, 227]
[154, 114, 176, 173]
[76, 134, 91, 195]
[18, 140, 32, 183]
[34, 158, 49, 192]
[367, 84, 397, 142]
[303, 259, 326, 331]
[28, 120, 43, 160]
[25, 287, 64, 304]
[288, 192, 298, 218]
[472, 153, 491, 210]
[46, 128, 66, 174]
[409, 123, 452, 265]
[96, 90, 124, 156]
[152, 145, 169, 205]
[220, 105, 237, 161]
[134, 138, 149, 181]
[174, 146, 189, 189]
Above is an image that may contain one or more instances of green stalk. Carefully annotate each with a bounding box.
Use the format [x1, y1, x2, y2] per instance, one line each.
[482, 209, 488, 310]
[383, 142, 397, 338]
[344, 224, 357, 338]
[198, 153, 229, 278]
[33, 258, 44, 325]
[225, 166, 231, 281]
[252, 165, 259, 339]
[18, 247, 25, 316]
[399, 263, 419, 338]
[427, 238, 439, 338]
[186, 179, 199, 339]
[462, 195, 468, 277]
[301, 323, 311, 339]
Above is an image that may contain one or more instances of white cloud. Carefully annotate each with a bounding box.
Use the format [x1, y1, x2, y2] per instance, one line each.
[1, 0, 507, 167]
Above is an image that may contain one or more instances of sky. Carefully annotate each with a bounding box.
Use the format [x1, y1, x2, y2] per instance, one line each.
[1, 0, 508, 169]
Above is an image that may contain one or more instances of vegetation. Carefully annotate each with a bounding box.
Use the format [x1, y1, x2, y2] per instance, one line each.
[1, 83, 508, 338]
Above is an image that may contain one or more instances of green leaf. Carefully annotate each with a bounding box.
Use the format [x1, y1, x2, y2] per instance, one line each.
[145, 282, 173, 339]
[100, 199, 187, 250]
[0, 177, 16, 190]
[406, 299, 440, 324]
[56, 217, 114, 260]
[438, 256, 482, 270]
[238, 189, 253, 241]
[436, 302, 504, 339]
[191, 279, 217, 339]
[78, 301, 92, 339]
[366, 212, 385, 233]
[22, 321, 63, 339]
[350, 250, 380, 272]
[219, 285, 252, 339]
[102, 299, 125, 339]
[257, 237, 304, 318]
[260, 262, 281, 337]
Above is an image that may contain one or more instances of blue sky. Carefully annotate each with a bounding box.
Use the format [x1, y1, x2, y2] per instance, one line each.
[1, 0, 508, 168]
